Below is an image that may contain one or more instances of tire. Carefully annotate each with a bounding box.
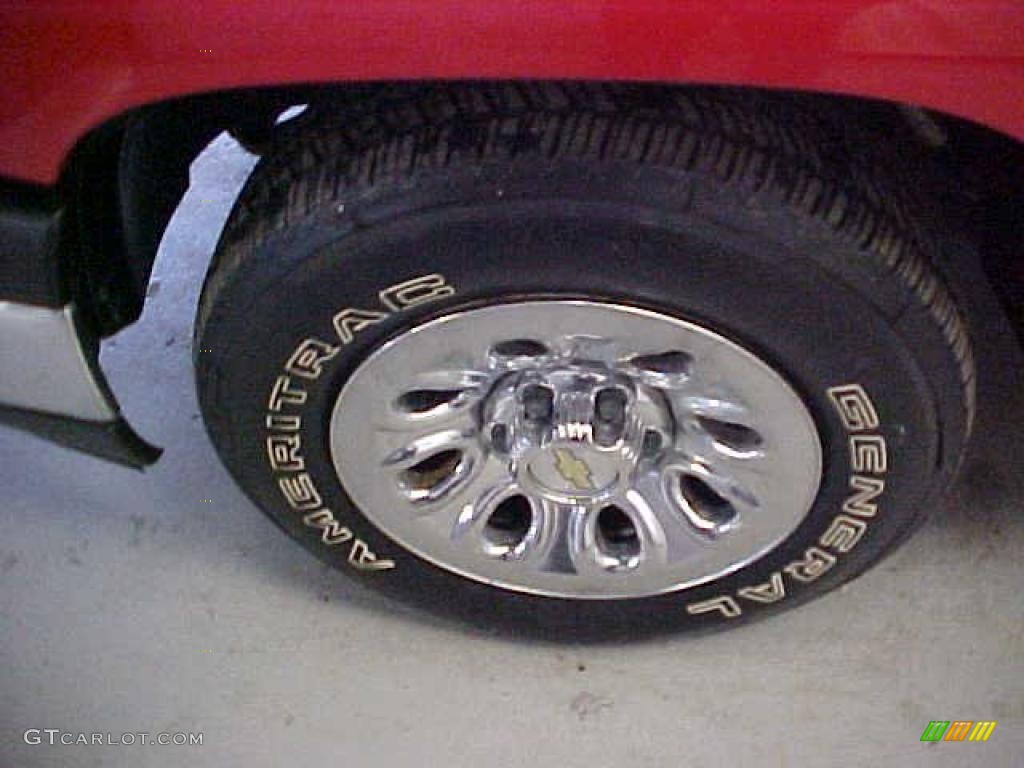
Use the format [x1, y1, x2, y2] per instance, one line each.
[194, 84, 975, 640]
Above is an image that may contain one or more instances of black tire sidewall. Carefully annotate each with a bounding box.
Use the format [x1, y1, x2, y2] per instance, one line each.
[197, 157, 963, 639]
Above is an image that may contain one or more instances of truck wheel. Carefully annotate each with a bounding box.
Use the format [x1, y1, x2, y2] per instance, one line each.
[194, 85, 974, 638]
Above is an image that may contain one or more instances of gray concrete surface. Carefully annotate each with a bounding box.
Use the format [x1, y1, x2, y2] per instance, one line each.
[2, 136, 1022, 767]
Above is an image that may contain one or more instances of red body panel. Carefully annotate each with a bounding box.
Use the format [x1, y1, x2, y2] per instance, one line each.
[2, 1, 1023, 184]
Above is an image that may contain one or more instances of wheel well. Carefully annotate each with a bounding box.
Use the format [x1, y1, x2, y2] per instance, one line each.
[56, 81, 1024, 338]
[56, 88, 301, 335]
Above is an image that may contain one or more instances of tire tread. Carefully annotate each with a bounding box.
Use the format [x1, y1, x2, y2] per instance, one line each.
[196, 83, 975, 433]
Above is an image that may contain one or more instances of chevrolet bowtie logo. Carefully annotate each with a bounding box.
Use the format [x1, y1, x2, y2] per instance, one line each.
[552, 447, 595, 491]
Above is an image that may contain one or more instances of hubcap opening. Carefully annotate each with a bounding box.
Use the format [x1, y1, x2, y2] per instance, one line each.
[596, 505, 641, 561]
[484, 495, 534, 550]
[678, 474, 737, 529]
[697, 416, 763, 455]
[491, 339, 549, 359]
[628, 350, 693, 376]
[395, 389, 465, 414]
[400, 449, 464, 495]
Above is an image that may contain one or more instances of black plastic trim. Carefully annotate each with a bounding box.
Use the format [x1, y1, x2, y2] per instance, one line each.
[0, 406, 162, 470]
[0, 179, 65, 306]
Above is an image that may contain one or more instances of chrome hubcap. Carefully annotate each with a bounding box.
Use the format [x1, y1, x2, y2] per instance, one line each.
[330, 301, 822, 598]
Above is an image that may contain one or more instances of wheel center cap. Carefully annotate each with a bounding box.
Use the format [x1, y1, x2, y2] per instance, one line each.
[482, 364, 667, 504]
[527, 444, 620, 498]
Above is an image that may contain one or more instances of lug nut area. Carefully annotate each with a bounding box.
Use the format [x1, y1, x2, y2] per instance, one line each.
[482, 365, 670, 502]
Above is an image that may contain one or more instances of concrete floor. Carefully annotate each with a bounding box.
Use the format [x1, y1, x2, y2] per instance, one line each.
[1, 136, 1022, 767]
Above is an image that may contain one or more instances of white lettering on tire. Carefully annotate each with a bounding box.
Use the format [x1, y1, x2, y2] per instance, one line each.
[262, 274, 457, 573]
[687, 382, 888, 618]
